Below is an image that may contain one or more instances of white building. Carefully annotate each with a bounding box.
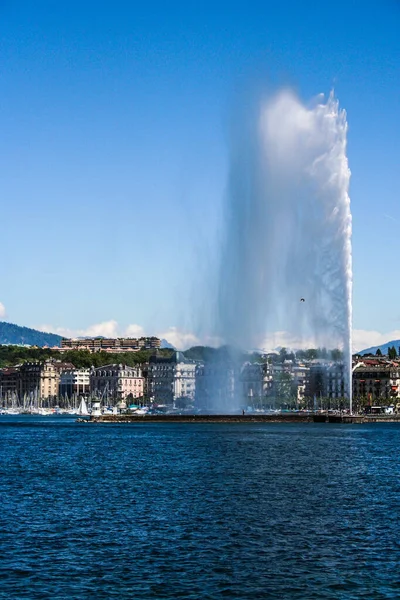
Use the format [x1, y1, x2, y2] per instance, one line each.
[60, 369, 91, 399]
[148, 352, 196, 407]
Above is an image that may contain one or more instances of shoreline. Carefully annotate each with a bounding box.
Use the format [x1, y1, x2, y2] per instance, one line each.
[83, 413, 400, 424]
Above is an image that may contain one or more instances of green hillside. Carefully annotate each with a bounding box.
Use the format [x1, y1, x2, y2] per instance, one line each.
[0, 322, 62, 347]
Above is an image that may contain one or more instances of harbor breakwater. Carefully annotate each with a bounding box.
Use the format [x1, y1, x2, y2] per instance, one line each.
[85, 413, 400, 424]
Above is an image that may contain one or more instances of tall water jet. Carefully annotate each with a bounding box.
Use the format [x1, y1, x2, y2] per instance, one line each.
[216, 89, 352, 411]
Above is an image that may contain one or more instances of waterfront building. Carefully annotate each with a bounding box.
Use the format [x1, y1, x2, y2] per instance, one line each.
[19, 360, 62, 400]
[0, 367, 19, 402]
[148, 351, 196, 407]
[60, 369, 91, 399]
[195, 363, 237, 411]
[304, 364, 327, 404]
[326, 363, 346, 399]
[90, 364, 144, 402]
[352, 360, 400, 403]
[265, 362, 297, 407]
[195, 360, 275, 411]
[61, 336, 161, 352]
[240, 362, 264, 401]
[292, 364, 309, 405]
[304, 362, 348, 405]
[240, 362, 274, 407]
[1, 359, 75, 402]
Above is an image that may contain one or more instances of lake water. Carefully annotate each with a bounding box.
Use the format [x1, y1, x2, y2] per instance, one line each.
[1, 416, 400, 599]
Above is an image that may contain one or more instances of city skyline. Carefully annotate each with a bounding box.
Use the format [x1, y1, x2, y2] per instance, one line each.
[1, 1, 400, 352]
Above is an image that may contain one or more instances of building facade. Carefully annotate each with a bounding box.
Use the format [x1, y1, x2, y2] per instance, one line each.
[0, 367, 19, 402]
[148, 352, 196, 407]
[18, 360, 61, 400]
[292, 365, 309, 405]
[90, 364, 144, 402]
[61, 337, 161, 352]
[352, 361, 400, 403]
[60, 369, 91, 399]
[195, 363, 236, 411]
[326, 363, 346, 400]
[304, 362, 348, 405]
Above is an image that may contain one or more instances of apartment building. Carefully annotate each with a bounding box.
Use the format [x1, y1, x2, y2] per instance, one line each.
[326, 363, 347, 399]
[195, 363, 237, 411]
[17, 360, 65, 399]
[61, 337, 161, 352]
[352, 360, 400, 402]
[90, 364, 144, 402]
[60, 369, 91, 399]
[148, 352, 196, 407]
[0, 367, 19, 401]
[240, 362, 274, 405]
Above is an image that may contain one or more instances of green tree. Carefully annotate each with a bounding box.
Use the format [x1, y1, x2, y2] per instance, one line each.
[376, 348, 382, 356]
[273, 372, 295, 407]
[331, 348, 343, 361]
[279, 347, 288, 363]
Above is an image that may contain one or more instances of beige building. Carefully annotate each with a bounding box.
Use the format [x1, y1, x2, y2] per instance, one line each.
[61, 337, 161, 352]
[18, 360, 61, 399]
[7, 359, 75, 401]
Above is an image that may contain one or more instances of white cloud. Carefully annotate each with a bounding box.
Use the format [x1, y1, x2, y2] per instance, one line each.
[156, 327, 200, 350]
[82, 320, 119, 338]
[36, 320, 119, 339]
[259, 331, 318, 352]
[0, 302, 6, 319]
[352, 329, 400, 352]
[36, 320, 145, 340]
[125, 323, 145, 337]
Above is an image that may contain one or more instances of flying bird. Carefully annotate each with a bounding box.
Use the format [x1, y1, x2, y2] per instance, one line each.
[300, 298, 305, 302]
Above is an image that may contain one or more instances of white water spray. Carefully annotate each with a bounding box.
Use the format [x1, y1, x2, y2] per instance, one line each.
[217, 90, 352, 409]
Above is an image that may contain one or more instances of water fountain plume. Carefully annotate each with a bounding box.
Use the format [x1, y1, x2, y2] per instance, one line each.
[215, 89, 352, 411]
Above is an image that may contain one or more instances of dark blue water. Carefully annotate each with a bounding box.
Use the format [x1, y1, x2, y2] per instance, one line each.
[1, 417, 400, 599]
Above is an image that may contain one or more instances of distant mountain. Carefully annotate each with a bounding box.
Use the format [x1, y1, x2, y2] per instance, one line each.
[0, 322, 62, 347]
[359, 339, 400, 356]
[160, 338, 176, 349]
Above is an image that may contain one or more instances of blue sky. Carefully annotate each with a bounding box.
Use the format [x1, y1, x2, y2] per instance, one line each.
[1, 1, 399, 350]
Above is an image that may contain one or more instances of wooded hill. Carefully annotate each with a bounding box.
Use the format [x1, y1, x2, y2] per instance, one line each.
[0, 322, 62, 347]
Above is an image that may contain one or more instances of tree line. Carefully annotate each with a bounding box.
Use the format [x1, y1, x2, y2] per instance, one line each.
[0, 344, 346, 369]
[0, 346, 174, 369]
[372, 347, 399, 358]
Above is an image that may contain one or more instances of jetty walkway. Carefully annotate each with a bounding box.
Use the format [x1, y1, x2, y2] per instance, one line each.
[85, 413, 400, 424]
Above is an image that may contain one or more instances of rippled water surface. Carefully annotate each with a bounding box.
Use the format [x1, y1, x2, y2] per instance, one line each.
[1, 416, 400, 599]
